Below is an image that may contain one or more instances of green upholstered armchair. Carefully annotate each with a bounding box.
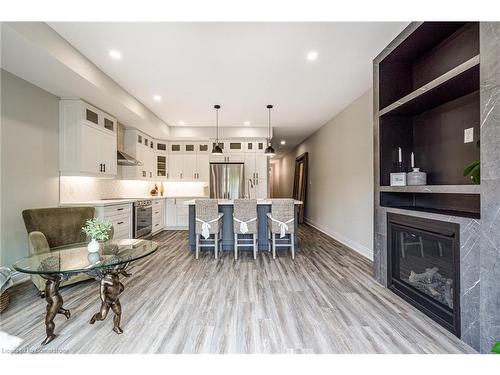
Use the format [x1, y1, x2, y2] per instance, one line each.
[22, 207, 99, 292]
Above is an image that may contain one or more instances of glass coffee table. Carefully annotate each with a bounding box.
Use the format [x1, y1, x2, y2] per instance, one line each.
[12, 239, 158, 345]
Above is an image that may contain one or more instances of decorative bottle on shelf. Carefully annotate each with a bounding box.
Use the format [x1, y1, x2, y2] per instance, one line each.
[407, 152, 427, 186]
[160, 182, 164, 196]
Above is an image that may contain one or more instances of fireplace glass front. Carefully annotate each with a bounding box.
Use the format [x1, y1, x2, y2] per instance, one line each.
[387, 213, 460, 336]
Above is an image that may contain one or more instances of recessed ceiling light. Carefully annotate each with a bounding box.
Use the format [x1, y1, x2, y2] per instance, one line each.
[153, 95, 162, 102]
[178, 121, 185, 125]
[306, 51, 318, 61]
[280, 140, 286, 145]
[109, 50, 122, 60]
[244, 121, 250, 126]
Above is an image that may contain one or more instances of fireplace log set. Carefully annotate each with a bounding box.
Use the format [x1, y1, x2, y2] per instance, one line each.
[408, 267, 453, 308]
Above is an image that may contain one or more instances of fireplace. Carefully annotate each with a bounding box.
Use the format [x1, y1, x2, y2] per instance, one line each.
[387, 213, 460, 336]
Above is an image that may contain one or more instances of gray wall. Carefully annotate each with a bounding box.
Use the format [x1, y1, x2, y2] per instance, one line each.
[1, 70, 60, 268]
[479, 22, 500, 354]
[273, 89, 374, 259]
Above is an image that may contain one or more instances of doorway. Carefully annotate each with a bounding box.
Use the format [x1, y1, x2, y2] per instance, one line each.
[293, 152, 308, 223]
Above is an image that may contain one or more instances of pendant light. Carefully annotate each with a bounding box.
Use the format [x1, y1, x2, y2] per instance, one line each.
[212, 104, 223, 154]
[265, 104, 276, 156]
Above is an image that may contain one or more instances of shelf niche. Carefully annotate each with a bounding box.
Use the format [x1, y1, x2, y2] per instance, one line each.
[380, 192, 480, 219]
[379, 90, 480, 186]
[379, 22, 479, 110]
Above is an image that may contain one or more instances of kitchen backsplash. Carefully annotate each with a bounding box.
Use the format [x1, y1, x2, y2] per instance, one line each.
[60, 176, 208, 202]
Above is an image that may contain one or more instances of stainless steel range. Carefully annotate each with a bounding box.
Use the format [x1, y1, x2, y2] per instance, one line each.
[133, 199, 152, 238]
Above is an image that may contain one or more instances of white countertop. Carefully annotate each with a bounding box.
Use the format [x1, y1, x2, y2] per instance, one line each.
[60, 195, 208, 207]
[184, 199, 303, 205]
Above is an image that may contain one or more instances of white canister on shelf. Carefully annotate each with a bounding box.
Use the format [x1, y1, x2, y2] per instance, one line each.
[407, 168, 427, 186]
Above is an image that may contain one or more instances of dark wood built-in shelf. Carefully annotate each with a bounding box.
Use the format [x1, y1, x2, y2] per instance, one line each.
[376, 21, 481, 218]
[379, 56, 479, 117]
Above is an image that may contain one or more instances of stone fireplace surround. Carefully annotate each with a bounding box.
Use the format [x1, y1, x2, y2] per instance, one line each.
[373, 22, 500, 353]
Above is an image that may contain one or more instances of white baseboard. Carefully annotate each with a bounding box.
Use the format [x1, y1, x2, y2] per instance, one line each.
[11, 271, 30, 286]
[304, 218, 374, 261]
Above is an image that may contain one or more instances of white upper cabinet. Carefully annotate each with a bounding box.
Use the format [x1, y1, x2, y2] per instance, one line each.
[60, 99, 117, 177]
[168, 153, 184, 180]
[196, 153, 210, 181]
[122, 129, 156, 180]
[183, 153, 197, 179]
[166, 142, 210, 181]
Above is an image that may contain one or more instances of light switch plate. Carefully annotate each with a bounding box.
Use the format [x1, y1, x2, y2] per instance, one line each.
[464, 127, 474, 143]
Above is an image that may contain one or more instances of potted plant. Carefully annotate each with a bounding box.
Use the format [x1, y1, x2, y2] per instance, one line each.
[82, 218, 113, 253]
[492, 341, 500, 354]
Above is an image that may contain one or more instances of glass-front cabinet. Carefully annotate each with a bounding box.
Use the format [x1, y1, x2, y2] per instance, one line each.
[170, 143, 182, 152]
[197, 142, 210, 153]
[157, 155, 167, 178]
[156, 141, 167, 152]
[184, 143, 196, 153]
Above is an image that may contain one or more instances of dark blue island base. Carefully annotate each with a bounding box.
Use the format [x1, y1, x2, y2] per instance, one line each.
[188, 203, 300, 252]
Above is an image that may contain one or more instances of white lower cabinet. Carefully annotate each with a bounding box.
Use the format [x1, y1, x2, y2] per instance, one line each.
[95, 203, 132, 240]
[152, 199, 165, 234]
[165, 198, 192, 229]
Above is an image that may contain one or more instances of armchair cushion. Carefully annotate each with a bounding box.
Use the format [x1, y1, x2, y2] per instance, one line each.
[22, 207, 95, 248]
[28, 231, 50, 255]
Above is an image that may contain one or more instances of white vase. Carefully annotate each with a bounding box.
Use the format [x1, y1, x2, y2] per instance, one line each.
[87, 239, 100, 253]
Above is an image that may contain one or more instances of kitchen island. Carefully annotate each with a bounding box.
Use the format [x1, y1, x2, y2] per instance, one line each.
[186, 199, 303, 253]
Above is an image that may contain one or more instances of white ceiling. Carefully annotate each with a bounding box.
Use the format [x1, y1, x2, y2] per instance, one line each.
[48, 22, 407, 149]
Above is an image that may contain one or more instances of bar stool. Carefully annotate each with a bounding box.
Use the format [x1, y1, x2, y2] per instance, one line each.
[233, 199, 258, 260]
[195, 200, 224, 259]
[267, 199, 295, 259]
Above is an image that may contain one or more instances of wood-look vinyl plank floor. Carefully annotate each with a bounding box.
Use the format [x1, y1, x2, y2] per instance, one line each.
[0, 225, 475, 354]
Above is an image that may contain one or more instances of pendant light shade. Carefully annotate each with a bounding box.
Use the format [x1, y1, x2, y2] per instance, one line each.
[212, 104, 223, 154]
[265, 104, 276, 157]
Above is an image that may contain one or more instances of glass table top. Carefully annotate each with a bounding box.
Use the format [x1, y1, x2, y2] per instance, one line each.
[12, 239, 158, 275]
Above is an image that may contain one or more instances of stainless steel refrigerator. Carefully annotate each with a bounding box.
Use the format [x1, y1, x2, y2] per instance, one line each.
[209, 163, 244, 199]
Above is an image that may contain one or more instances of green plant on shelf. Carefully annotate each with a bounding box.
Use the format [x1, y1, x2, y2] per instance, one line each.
[492, 341, 500, 354]
[463, 160, 480, 184]
[82, 218, 112, 242]
[463, 140, 480, 185]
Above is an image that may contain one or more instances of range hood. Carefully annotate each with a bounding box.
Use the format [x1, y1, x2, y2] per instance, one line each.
[116, 122, 142, 166]
[117, 150, 142, 166]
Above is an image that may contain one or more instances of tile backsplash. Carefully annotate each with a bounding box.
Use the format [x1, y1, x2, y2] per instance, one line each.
[60, 176, 208, 202]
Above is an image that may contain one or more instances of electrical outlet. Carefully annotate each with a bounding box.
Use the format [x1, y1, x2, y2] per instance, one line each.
[464, 127, 474, 143]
